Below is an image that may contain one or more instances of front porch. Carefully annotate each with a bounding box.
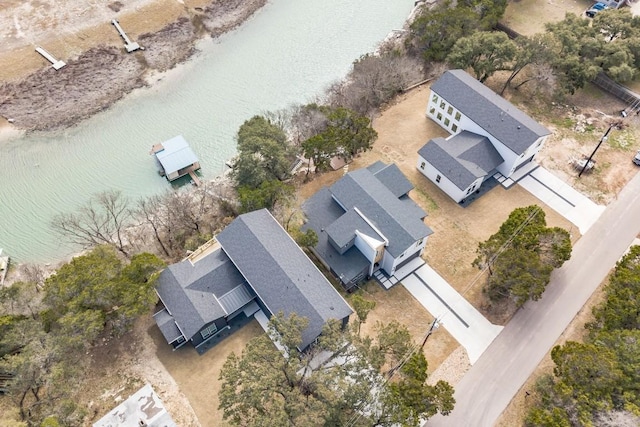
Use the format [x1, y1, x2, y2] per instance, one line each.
[373, 256, 425, 290]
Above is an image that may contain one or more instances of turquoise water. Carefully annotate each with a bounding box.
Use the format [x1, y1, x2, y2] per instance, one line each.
[0, 0, 416, 262]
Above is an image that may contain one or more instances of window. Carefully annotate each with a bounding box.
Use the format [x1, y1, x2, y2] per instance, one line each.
[436, 174, 441, 183]
[432, 94, 438, 103]
[451, 124, 458, 133]
[440, 101, 446, 110]
[200, 324, 218, 339]
[444, 118, 450, 126]
[447, 106, 453, 115]
[455, 112, 461, 121]
[420, 161, 425, 170]
[429, 107, 436, 115]
[437, 112, 442, 120]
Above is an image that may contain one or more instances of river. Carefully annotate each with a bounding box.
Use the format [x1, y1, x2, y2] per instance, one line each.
[0, 0, 416, 263]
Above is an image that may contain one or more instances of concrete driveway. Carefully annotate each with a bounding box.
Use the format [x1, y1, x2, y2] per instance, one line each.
[402, 264, 503, 364]
[518, 166, 605, 234]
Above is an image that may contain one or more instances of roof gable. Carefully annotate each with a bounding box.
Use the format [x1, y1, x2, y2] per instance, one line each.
[418, 132, 503, 190]
[329, 166, 432, 257]
[217, 209, 353, 349]
[155, 135, 199, 175]
[155, 248, 249, 339]
[369, 162, 415, 198]
[431, 70, 550, 154]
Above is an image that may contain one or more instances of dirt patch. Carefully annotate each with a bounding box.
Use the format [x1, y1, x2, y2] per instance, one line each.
[80, 315, 200, 426]
[152, 318, 264, 427]
[502, 0, 589, 36]
[0, 0, 267, 131]
[351, 281, 460, 375]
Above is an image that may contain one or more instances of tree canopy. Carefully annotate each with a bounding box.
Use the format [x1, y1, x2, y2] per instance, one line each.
[526, 246, 640, 426]
[408, 0, 507, 62]
[301, 105, 377, 173]
[473, 205, 571, 307]
[218, 312, 454, 426]
[0, 246, 165, 426]
[43, 246, 165, 347]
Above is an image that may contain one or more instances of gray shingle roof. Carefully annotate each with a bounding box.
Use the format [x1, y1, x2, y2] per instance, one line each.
[155, 135, 199, 175]
[431, 70, 550, 154]
[153, 308, 183, 343]
[329, 166, 432, 257]
[418, 131, 504, 190]
[302, 188, 371, 285]
[217, 209, 353, 350]
[325, 208, 384, 252]
[369, 162, 415, 198]
[155, 248, 250, 340]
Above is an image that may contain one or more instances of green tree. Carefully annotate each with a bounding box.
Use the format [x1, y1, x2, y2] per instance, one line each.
[526, 246, 640, 425]
[408, 1, 481, 63]
[351, 294, 376, 335]
[377, 352, 455, 426]
[290, 227, 318, 248]
[500, 33, 559, 94]
[302, 132, 337, 173]
[447, 31, 517, 83]
[588, 245, 640, 332]
[231, 115, 293, 189]
[43, 246, 164, 346]
[237, 179, 294, 213]
[545, 13, 603, 94]
[218, 313, 454, 426]
[473, 206, 571, 307]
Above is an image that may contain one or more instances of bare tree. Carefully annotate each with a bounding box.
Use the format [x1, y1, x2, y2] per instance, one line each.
[51, 190, 132, 257]
[327, 53, 424, 115]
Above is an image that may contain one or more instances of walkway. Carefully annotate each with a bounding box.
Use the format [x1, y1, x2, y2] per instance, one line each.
[374, 256, 425, 289]
[402, 264, 503, 364]
[518, 166, 605, 234]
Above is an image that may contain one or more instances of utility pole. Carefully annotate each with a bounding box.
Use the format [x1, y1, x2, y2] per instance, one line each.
[578, 122, 618, 178]
[420, 317, 440, 349]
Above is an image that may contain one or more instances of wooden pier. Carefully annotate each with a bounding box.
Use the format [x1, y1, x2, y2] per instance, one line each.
[35, 46, 66, 70]
[111, 19, 142, 53]
[189, 170, 201, 186]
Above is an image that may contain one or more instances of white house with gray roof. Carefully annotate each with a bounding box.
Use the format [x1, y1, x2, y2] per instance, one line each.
[418, 69, 551, 203]
[303, 162, 433, 291]
[154, 209, 352, 352]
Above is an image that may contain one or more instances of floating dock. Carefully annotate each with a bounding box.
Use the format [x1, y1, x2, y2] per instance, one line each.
[111, 19, 142, 53]
[35, 46, 66, 70]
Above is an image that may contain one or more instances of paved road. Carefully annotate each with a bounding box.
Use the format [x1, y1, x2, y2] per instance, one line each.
[427, 171, 640, 427]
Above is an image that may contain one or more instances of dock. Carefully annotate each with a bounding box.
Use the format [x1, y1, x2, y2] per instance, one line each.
[111, 19, 142, 53]
[0, 248, 9, 286]
[35, 46, 66, 70]
[188, 170, 201, 186]
[151, 135, 202, 185]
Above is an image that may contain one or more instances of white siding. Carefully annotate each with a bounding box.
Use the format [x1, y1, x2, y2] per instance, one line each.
[417, 155, 468, 203]
[426, 88, 545, 179]
[354, 232, 377, 275]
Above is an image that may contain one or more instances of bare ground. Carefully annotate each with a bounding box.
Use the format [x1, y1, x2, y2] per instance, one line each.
[0, 0, 267, 131]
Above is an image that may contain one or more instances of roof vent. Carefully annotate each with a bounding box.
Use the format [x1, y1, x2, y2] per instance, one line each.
[517, 125, 521, 129]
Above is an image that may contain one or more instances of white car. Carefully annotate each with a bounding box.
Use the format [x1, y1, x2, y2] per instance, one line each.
[634, 150, 640, 166]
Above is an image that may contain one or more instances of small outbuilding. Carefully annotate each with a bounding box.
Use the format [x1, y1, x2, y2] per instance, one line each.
[151, 135, 201, 183]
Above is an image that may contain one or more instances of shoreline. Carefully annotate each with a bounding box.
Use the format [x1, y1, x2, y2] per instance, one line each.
[0, 0, 268, 132]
